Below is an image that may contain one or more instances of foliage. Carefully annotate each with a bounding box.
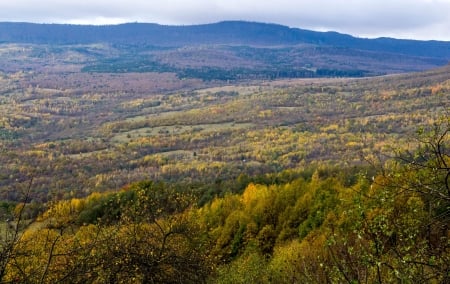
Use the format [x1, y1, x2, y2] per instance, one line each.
[0, 38, 449, 283]
[202, 118, 450, 283]
[0, 124, 449, 282]
[0, 54, 448, 203]
[3, 181, 211, 283]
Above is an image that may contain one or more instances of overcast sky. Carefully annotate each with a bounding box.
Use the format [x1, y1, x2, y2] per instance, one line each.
[1, 0, 450, 41]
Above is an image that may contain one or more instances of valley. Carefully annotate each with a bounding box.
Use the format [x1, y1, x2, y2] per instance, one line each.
[1, 56, 447, 202]
[0, 21, 448, 283]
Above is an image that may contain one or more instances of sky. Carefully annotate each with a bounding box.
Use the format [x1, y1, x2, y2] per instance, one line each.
[1, 0, 450, 41]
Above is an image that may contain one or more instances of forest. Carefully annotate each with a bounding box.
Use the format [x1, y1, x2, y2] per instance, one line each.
[0, 120, 448, 283]
[0, 39, 449, 282]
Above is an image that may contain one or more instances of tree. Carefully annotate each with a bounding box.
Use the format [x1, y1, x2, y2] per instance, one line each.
[3, 181, 212, 283]
[323, 115, 450, 283]
[88, 181, 211, 283]
[394, 116, 450, 210]
[0, 179, 34, 282]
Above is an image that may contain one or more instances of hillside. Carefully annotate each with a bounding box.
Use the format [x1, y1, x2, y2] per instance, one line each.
[1, 21, 450, 57]
[1, 21, 450, 79]
[0, 20, 449, 284]
[0, 58, 448, 201]
[0, 65, 448, 281]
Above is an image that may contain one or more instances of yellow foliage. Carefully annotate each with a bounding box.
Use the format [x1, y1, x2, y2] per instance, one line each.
[269, 234, 329, 283]
[241, 183, 258, 206]
[321, 124, 339, 132]
[430, 85, 442, 95]
[345, 141, 363, 148]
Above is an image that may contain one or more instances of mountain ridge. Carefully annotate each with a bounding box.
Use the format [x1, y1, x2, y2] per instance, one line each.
[1, 21, 450, 59]
[1, 21, 450, 80]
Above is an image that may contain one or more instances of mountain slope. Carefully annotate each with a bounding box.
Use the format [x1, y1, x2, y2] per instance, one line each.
[1, 21, 450, 59]
[1, 21, 450, 80]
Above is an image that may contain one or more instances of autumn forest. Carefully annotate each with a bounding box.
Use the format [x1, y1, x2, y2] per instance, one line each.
[0, 22, 449, 283]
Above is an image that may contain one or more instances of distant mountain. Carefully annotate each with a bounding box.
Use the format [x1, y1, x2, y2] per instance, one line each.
[1, 21, 450, 59]
[1, 21, 450, 80]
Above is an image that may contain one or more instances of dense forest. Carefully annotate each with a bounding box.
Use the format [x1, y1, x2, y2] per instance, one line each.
[0, 117, 448, 283]
[0, 61, 448, 204]
[0, 28, 449, 282]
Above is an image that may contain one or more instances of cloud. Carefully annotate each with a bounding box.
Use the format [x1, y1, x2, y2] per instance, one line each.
[0, 0, 449, 40]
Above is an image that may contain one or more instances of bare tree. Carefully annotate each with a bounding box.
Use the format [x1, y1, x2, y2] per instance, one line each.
[0, 178, 33, 282]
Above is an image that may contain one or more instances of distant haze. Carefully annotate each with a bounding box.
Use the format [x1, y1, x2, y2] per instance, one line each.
[1, 0, 450, 41]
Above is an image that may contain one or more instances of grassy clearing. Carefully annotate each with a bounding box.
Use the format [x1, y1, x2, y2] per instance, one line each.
[111, 122, 254, 143]
[155, 150, 194, 160]
[123, 110, 184, 123]
[67, 149, 109, 160]
[196, 85, 262, 96]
